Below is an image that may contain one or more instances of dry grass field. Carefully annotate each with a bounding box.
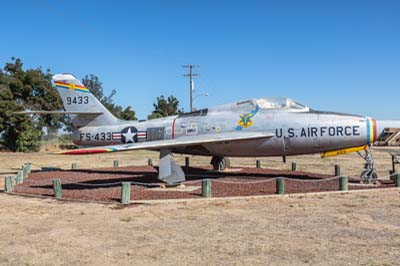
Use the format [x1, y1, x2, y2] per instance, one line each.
[0, 190, 399, 266]
[0, 147, 399, 265]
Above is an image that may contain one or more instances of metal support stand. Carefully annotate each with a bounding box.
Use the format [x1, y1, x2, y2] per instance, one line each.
[158, 149, 185, 184]
[357, 147, 378, 182]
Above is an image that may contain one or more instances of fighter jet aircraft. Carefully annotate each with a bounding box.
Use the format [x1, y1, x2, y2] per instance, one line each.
[18, 73, 400, 183]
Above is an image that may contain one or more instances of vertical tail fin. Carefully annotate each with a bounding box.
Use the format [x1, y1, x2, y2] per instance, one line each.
[52, 73, 119, 127]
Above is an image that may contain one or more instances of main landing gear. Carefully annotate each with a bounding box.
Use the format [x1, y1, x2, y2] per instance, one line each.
[157, 152, 232, 183]
[211, 156, 231, 171]
[357, 146, 378, 182]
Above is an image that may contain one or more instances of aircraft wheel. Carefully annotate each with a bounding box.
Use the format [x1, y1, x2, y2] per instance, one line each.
[211, 156, 230, 171]
[360, 169, 378, 180]
[211, 156, 222, 170]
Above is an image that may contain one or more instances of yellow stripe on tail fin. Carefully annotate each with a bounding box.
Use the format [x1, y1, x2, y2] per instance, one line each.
[320, 145, 368, 158]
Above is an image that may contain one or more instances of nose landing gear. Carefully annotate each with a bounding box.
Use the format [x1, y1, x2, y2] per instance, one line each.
[211, 156, 231, 171]
[357, 147, 378, 182]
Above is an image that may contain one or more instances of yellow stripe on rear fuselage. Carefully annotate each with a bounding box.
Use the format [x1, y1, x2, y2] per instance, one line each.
[320, 145, 368, 158]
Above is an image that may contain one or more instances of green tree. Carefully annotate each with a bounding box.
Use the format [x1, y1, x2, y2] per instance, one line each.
[148, 95, 183, 120]
[14, 126, 42, 152]
[0, 58, 64, 152]
[0, 80, 27, 150]
[82, 74, 137, 120]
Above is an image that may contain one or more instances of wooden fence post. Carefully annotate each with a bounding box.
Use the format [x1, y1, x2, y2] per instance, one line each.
[390, 170, 395, 181]
[148, 159, 153, 167]
[25, 163, 32, 173]
[5, 176, 15, 192]
[71, 163, 77, 169]
[16, 170, 23, 184]
[22, 163, 31, 177]
[392, 155, 396, 173]
[121, 182, 131, 204]
[335, 165, 341, 176]
[291, 162, 297, 171]
[52, 178, 63, 199]
[22, 165, 29, 178]
[339, 176, 348, 191]
[256, 160, 261, 168]
[394, 173, 400, 188]
[113, 160, 119, 168]
[202, 179, 212, 198]
[276, 177, 285, 195]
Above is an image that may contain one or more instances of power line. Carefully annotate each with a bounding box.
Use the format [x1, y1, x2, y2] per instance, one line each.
[182, 64, 199, 112]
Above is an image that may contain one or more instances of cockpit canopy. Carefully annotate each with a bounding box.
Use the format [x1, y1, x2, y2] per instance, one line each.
[236, 97, 309, 112]
[255, 97, 309, 111]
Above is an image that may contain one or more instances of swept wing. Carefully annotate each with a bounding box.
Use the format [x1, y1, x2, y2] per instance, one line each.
[59, 131, 274, 154]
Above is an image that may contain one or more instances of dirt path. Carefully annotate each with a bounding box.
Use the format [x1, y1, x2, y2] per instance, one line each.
[0, 190, 399, 266]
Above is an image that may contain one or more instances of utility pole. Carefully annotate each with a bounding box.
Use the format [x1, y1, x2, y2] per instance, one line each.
[182, 64, 199, 112]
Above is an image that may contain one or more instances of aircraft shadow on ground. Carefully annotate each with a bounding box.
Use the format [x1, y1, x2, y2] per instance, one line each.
[29, 166, 331, 191]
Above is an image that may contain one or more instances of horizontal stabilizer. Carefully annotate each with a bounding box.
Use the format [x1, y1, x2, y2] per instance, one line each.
[320, 145, 368, 158]
[58, 131, 274, 155]
[15, 111, 103, 115]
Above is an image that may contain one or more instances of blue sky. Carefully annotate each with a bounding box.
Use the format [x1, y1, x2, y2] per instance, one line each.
[1, 0, 399, 119]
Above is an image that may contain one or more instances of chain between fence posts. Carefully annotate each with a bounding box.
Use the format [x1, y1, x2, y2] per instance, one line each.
[121, 182, 131, 204]
[52, 178, 63, 199]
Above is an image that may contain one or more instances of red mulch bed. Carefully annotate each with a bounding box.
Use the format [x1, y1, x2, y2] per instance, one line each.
[13, 166, 396, 202]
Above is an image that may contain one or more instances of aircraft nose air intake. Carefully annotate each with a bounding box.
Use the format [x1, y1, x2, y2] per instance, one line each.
[366, 118, 377, 144]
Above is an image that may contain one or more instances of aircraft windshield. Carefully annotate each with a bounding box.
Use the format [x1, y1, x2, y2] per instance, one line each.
[255, 97, 309, 111]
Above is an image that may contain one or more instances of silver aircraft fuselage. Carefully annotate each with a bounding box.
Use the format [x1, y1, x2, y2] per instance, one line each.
[71, 97, 389, 157]
[47, 73, 400, 183]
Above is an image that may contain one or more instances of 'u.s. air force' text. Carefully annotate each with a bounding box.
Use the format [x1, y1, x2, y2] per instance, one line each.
[275, 126, 361, 138]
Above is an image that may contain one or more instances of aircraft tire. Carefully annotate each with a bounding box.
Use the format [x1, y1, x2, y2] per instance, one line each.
[211, 156, 229, 171]
[360, 169, 378, 180]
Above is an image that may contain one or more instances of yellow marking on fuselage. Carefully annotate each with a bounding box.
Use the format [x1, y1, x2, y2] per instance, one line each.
[320, 145, 368, 158]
